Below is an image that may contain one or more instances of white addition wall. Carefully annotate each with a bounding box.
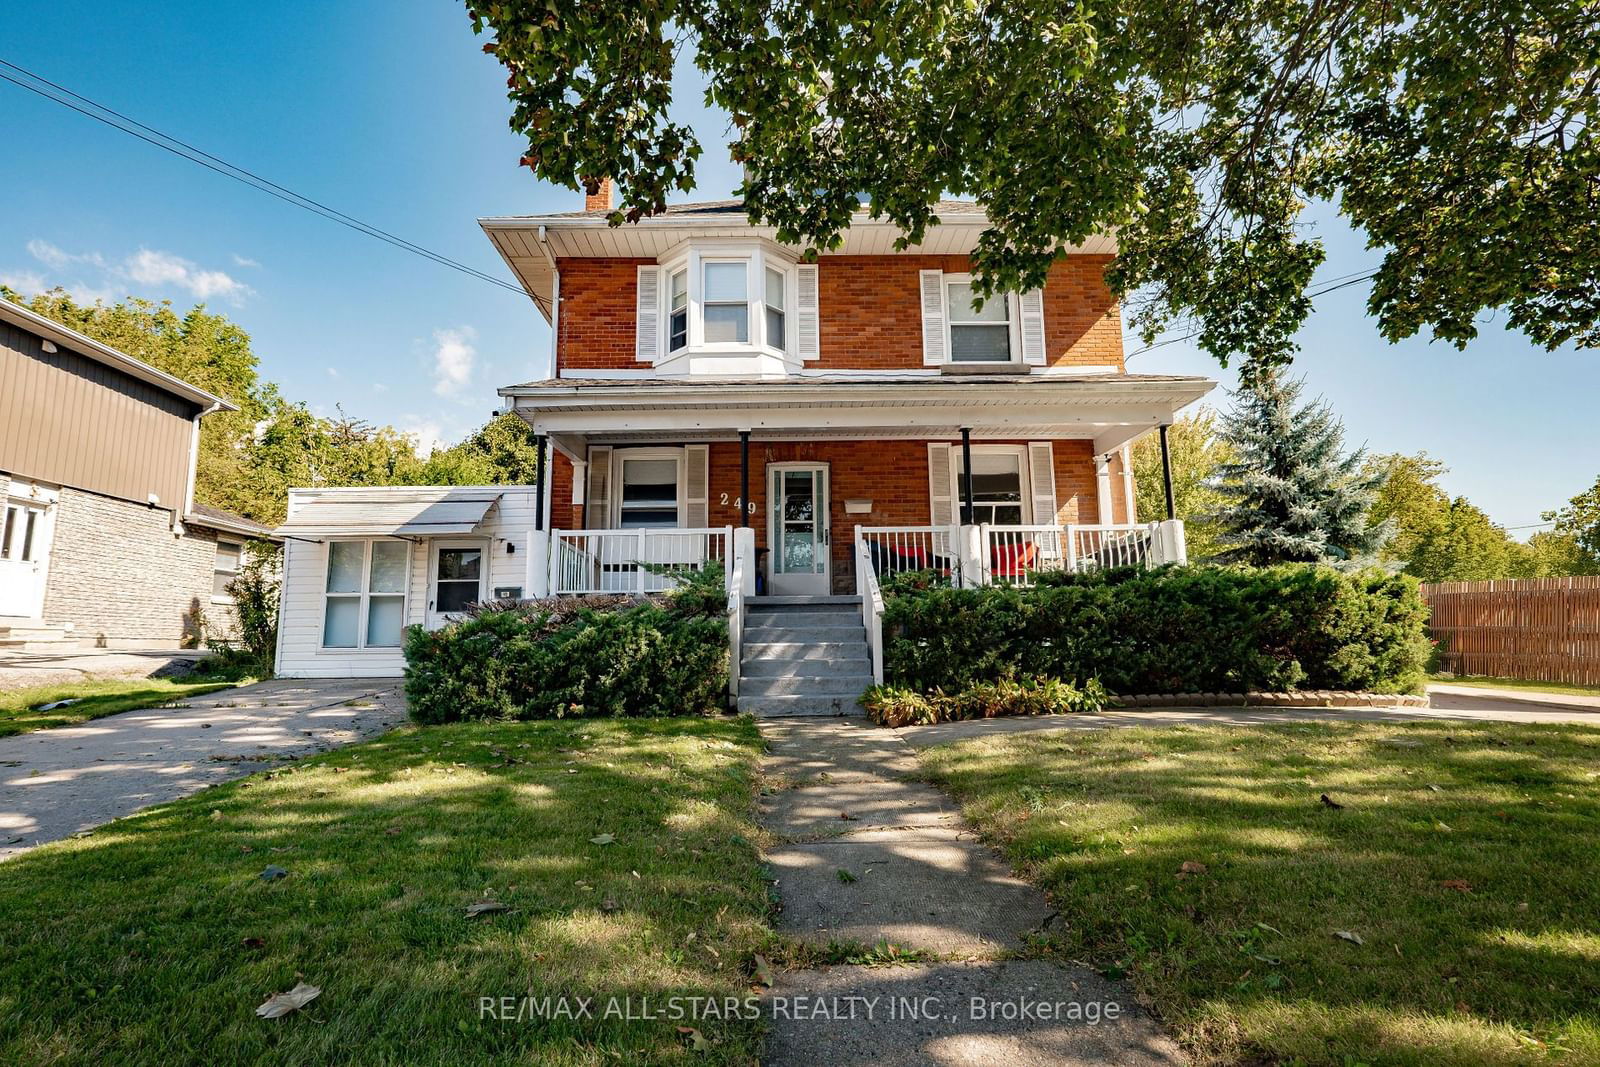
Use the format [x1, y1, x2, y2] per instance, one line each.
[275, 490, 540, 679]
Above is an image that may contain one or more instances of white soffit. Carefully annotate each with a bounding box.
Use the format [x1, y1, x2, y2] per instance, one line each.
[275, 489, 503, 538]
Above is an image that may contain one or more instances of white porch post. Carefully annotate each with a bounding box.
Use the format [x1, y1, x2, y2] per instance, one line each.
[1156, 519, 1189, 565]
[1095, 454, 1113, 524]
[526, 527, 551, 597]
[1120, 445, 1136, 524]
[958, 523, 985, 588]
[733, 526, 756, 596]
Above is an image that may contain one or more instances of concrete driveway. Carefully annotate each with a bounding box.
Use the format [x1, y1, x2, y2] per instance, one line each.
[0, 678, 406, 861]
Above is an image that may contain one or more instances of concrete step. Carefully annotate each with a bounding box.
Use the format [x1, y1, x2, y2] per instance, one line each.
[740, 674, 874, 698]
[742, 640, 869, 661]
[744, 611, 864, 629]
[739, 655, 871, 678]
[738, 693, 865, 717]
[746, 595, 862, 609]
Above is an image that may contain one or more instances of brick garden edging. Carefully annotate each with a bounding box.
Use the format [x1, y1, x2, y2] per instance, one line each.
[1111, 691, 1430, 709]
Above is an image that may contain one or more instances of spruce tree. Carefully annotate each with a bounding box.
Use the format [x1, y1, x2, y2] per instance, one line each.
[1210, 373, 1388, 566]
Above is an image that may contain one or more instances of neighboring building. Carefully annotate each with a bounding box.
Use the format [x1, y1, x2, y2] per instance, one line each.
[274, 188, 1214, 693]
[0, 299, 276, 650]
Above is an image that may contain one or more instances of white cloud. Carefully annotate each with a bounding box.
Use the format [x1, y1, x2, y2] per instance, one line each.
[327, 367, 340, 378]
[124, 248, 251, 303]
[430, 326, 477, 396]
[0, 269, 48, 295]
[231, 253, 261, 268]
[400, 418, 447, 457]
[27, 240, 106, 271]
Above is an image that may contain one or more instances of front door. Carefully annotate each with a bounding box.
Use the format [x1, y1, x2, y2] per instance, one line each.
[0, 494, 54, 619]
[427, 540, 486, 628]
[768, 463, 830, 596]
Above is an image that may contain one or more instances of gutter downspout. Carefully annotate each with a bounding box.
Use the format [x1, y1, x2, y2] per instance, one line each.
[178, 400, 227, 534]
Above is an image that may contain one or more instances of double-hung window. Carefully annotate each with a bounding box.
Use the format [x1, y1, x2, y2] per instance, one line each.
[946, 279, 1014, 363]
[765, 267, 786, 349]
[702, 261, 750, 343]
[617, 456, 681, 528]
[668, 269, 688, 352]
[955, 450, 1027, 525]
[212, 540, 242, 601]
[323, 540, 408, 649]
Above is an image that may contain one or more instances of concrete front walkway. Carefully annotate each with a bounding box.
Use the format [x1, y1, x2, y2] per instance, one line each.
[0, 679, 405, 860]
[758, 718, 1181, 1066]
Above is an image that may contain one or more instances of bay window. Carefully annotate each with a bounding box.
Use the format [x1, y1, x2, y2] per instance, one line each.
[645, 243, 807, 364]
[668, 268, 688, 352]
[765, 266, 786, 349]
[702, 261, 750, 343]
[322, 540, 408, 649]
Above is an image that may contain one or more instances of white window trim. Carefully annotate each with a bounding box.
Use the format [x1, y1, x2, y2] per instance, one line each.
[611, 447, 688, 529]
[943, 273, 1022, 365]
[211, 538, 243, 605]
[319, 539, 410, 650]
[655, 240, 799, 361]
[950, 444, 1033, 524]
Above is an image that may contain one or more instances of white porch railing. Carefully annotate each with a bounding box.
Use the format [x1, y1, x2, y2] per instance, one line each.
[727, 528, 755, 702]
[853, 525, 962, 585]
[854, 536, 886, 685]
[550, 527, 733, 595]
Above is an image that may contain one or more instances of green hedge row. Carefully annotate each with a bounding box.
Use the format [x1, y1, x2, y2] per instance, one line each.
[882, 564, 1430, 696]
[403, 600, 728, 724]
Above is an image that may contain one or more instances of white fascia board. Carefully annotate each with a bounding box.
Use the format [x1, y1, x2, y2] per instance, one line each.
[517, 402, 1183, 436]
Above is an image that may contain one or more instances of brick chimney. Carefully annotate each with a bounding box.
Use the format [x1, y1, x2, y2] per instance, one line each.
[583, 177, 613, 213]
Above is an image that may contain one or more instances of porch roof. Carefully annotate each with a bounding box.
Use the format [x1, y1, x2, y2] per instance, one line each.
[273, 487, 506, 539]
[499, 372, 1216, 458]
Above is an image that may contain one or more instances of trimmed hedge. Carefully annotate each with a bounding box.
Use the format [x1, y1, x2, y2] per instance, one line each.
[862, 676, 1110, 728]
[883, 564, 1430, 696]
[404, 598, 728, 724]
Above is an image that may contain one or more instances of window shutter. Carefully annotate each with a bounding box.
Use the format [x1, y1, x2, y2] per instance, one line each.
[1019, 289, 1046, 366]
[919, 270, 947, 366]
[1027, 442, 1058, 525]
[796, 264, 820, 360]
[635, 267, 660, 363]
[684, 445, 709, 528]
[928, 442, 954, 554]
[585, 446, 612, 528]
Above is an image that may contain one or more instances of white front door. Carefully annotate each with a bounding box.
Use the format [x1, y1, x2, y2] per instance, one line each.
[426, 540, 487, 629]
[0, 494, 55, 619]
[768, 463, 830, 596]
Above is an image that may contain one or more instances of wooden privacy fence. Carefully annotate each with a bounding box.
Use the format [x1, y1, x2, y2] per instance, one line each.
[1421, 577, 1600, 686]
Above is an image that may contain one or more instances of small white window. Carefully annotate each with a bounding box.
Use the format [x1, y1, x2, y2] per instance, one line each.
[1, 506, 18, 560]
[323, 540, 409, 649]
[947, 280, 1013, 363]
[617, 456, 681, 528]
[765, 266, 787, 350]
[668, 269, 688, 352]
[703, 261, 749, 343]
[212, 540, 242, 600]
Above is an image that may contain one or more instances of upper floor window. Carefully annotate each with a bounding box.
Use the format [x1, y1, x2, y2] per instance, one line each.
[946, 278, 1013, 363]
[638, 242, 819, 368]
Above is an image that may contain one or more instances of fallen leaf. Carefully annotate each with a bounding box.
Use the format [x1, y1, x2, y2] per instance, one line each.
[1320, 794, 1344, 810]
[838, 812, 859, 821]
[384, 826, 402, 836]
[465, 900, 510, 918]
[601, 897, 619, 913]
[259, 865, 288, 882]
[589, 833, 615, 845]
[677, 1025, 710, 1052]
[1179, 860, 1208, 875]
[209, 810, 223, 820]
[1441, 879, 1473, 893]
[1435, 821, 1453, 832]
[1334, 930, 1365, 945]
[255, 982, 321, 1019]
[752, 953, 774, 987]
[1256, 922, 1284, 935]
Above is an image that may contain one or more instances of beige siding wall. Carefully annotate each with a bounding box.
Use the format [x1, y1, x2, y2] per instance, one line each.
[41, 486, 219, 648]
[0, 319, 199, 511]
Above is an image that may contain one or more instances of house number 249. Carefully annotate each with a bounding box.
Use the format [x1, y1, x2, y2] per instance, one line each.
[718, 494, 757, 514]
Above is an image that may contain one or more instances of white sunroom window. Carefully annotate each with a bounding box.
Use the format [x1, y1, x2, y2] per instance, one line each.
[946, 279, 1014, 363]
[323, 540, 408, 649]
[702, 261, 749, 343]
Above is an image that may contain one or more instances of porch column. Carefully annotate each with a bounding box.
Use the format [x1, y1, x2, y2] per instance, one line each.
[959, 427, 975, 526]
[1120, 445, 1136, 523]
[738, 429, 751, 528]
[1095, 453, 1113, 524]
[1159, 423, 1176, 521]
[534, 434, 548, 530]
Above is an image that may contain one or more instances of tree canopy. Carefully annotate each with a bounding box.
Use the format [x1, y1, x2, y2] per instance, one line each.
[468, 0, 1600, 374]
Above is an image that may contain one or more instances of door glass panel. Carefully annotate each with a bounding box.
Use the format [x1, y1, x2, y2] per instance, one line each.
[781, 527, 816, 572]
[436, 548, 481, 613]
[20, 511, 37, 562]
[1, 507, 16, 559]
[369, 541, 409, 593]
[326, 542, 364, 593]
[783, 471, 814, 522]
[774, 469, 823, 575]
[323, 598, 359, 647]
[366, 596, 404, 646]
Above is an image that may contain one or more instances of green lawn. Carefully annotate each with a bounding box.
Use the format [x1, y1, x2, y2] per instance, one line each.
[0, 677, 243, 737]
[1430, 674, 1600, 699]
[0, 716, 771, 1064]
[918, 721, 1600, 1065]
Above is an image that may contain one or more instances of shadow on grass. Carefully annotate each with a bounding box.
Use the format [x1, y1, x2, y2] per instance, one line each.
[0, 715, 771, 1065]
[918, 719, 1600, 1066]
[0, 680, 237, 738]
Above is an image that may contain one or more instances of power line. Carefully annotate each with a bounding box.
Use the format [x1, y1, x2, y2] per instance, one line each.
[0, 58, 529, 298]
[1126, 268, 1381, 359]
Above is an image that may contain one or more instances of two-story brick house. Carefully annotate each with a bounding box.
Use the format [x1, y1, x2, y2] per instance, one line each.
[273, 186, 1212, 707]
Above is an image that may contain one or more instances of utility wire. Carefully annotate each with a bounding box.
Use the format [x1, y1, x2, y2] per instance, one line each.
[0, 58, 529, 298]
[1126, 268, 1382, 359]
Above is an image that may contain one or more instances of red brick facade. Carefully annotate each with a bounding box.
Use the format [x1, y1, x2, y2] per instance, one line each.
[555, 254, 1123, 373]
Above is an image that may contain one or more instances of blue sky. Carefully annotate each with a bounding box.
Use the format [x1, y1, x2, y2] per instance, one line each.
[1, 1, 1593, 532]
